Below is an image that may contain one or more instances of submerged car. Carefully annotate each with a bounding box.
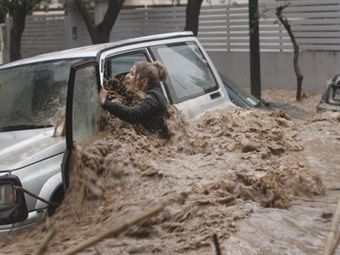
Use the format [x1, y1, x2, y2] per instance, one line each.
[0, 31, 256, 236]
[317, 74, 340, 112]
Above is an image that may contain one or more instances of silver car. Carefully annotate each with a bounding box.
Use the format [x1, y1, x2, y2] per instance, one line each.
[317, 74, 340, 112]
[0, 32, 235, 236]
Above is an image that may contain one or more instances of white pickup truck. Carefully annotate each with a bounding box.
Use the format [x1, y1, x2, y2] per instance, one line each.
[0, 32, 258, 236]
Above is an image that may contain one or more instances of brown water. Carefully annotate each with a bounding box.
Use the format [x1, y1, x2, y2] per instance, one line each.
[0, 94, 339, 255]
[224, 113, 340, 255]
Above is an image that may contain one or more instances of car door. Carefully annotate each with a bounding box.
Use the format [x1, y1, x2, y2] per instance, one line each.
[149, 40, 232, 118]
[62, 60, 101, 189]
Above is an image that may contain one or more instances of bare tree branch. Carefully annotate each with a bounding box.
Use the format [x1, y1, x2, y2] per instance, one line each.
[276, 3, 304, 101]
[74, 0, 96, 41]
[75, 0, 125, 44]
[98, 0, 124, 36]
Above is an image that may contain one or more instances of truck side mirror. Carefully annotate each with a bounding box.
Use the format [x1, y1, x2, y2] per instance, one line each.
[0, 175, 28, 225]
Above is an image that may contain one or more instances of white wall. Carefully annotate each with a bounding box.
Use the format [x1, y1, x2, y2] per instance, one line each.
[209, 51, 340, 94]
[124, 0, 243, 6]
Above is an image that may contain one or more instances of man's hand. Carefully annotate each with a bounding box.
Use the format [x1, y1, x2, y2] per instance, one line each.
[99, 87, 108, 106]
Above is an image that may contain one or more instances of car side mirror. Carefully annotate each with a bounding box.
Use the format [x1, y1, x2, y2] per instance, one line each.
[0, 175, 28, 225]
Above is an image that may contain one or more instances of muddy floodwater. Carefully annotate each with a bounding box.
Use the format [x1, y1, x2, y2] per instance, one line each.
[225, 112, 340, 255]
[0, 90, 339, 255]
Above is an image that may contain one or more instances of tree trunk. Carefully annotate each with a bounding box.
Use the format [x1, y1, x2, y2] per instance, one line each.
[249, 0, 261, 100]
[8, 0, 38, 61]
[9, 6, 26, 61]
[91, 31, 109, 45]
[276, 4, 304, 101]
[75, 0, 125, 44]
[184, 0, 203, 36]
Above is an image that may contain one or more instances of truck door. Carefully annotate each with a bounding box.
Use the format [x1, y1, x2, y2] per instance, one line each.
[149, 41, 231, 118]
[62, 60, 101, 189]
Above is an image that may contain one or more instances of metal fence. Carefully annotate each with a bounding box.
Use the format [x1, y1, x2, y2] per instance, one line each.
[198, 0, 340, 51]
[4, 0, 340, 60]
[109, 6, 186, 42]
[4, 14, 67, 60]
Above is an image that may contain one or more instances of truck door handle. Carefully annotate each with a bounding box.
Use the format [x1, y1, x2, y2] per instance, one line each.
[210, 92, 221, 100]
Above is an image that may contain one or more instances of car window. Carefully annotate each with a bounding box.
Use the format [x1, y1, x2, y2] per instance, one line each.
[0, 59, 87, 132]
[72, 65, 100, 142]
[334, 87, 340, 101]
[150, 42, 219, 104]
[104, 52, 148, 81]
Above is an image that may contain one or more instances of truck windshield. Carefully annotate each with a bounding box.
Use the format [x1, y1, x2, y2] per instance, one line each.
[0, 59, 84, 132]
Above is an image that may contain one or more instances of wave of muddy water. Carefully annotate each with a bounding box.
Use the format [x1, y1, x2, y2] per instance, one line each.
[0, 106, 335, 255]
[224, 111, 340, 255]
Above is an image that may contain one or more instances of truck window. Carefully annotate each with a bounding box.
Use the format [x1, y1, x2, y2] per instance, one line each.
[0, 59, 87, 132]
[72, 65, 100, 142]
[104, 52, 149, 82]
[150, 42, 219, 104]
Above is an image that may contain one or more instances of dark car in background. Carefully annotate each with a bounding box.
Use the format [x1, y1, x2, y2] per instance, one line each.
[220, 73, 260, 108]
[317, 74, 340, 112]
